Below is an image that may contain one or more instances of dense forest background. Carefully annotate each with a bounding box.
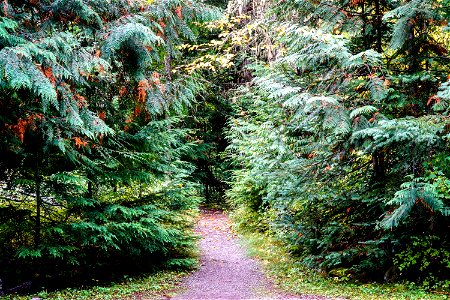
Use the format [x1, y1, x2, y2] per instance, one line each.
[2, 0, 450, 295]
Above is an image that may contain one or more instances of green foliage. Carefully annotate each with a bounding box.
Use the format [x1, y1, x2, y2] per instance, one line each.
[238, 229, 448, 300]
[380, 176, 450, 229]
[225, 0, 450, 289]
[394, 236, 450, 285]
[4, 0, 450, 295]
[0, 0, 221, 293]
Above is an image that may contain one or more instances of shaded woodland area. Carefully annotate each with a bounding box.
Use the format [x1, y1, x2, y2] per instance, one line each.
[2, 0, 450, 296]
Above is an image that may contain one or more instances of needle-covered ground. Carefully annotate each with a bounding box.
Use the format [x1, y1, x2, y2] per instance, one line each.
[172, 208, 342, 300]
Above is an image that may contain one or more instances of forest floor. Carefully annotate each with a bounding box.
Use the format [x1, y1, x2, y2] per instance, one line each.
[171, 208, 341, 300]
[4, 208, 445, 300]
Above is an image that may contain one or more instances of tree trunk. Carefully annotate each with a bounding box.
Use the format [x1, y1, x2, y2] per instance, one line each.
[165, 55, 172, 81]
[407, 20, 417, 73]
[361, 1, 367, 49]
[205, 183, 210, 202]
[34, 158, 41, 247]
[375, 0, 382, 53]
[372, 150, 385, 182]
[87, 175, 93, 199]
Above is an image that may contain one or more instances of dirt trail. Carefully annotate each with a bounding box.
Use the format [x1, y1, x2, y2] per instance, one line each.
[171, 209, 341, 300]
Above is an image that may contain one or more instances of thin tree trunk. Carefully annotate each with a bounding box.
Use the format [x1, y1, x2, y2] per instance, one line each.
[205, 183, 210, 202]
[361, 0, 367, 49]
[87, 175, 93, 199]
[165, 55, 172, 81]
[34, 158, 41, 247]
[372, 150, 385, 182]
[375, 0, 382, 53]
[88, 181, 93, 198]
[407, 20, 417, 73]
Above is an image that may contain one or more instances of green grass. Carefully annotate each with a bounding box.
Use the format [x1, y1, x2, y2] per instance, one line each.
[1, 270, 192, 300]
[238, 231, 450, 300]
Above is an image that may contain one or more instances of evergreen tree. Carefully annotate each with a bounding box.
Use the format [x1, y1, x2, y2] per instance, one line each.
[226, 0, 450, 286]
[0, 0, 221, 291]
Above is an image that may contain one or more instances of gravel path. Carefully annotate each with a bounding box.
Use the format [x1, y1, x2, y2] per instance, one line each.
[172, 209, 342, 300]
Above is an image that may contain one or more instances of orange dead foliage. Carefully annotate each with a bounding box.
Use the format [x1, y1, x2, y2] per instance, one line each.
[13, 119, 30, 142]
[427, 95, 440, 106]
[74, 94, 87, 108]
[2, 0, 8, 16]
[152, 72, 161, 85]
[8, 114, 43, 142]
[134, 106, 142, 115]
[350, 0, 363, 6]
[73, 137, 88, 149]
[158, 20, 166, 37]
[98, 133, 103, 145]
[43, 66, 56, 87]
[137, 79, 149, 103]
[119, 86, 127, 96]
[124, 117, 133, 132]
[98, 111, 106, 120]
[175, 6, 182, 19]
[97, 64, 105, 74]
[151, 72, 166, 93]
[368, 112, 379, 122]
